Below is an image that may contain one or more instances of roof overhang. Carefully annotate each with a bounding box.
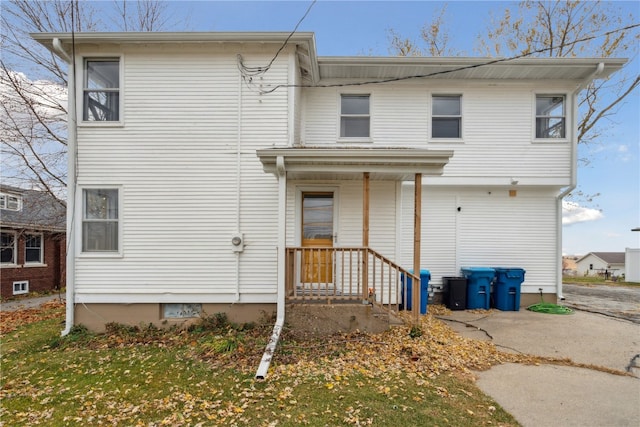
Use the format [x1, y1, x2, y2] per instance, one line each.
[257, 147, 454, 181]
[30, 31, 319, 84]
[317, 56, 626, 82]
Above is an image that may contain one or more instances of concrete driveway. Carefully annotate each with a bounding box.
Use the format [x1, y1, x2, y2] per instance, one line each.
[563, 283, 640, 323]
[439, 306, 640, 427]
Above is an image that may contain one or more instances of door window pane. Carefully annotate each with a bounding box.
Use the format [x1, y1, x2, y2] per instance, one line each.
[303, 194, 333, 240]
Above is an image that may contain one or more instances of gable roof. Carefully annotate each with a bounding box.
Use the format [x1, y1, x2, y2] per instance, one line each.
[0, 185, 66, 232]
[577, 252, 626, 265]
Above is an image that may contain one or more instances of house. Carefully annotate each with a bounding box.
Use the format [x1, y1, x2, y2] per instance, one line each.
[1, 185, 66, 298]
[31, 33, 625, 345]
[576, 252, 626, 278]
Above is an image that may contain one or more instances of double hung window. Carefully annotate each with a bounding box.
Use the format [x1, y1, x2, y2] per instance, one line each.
[1, 232, 16, 264]
[432, 95, 462, 138]
[25, 234, 43, 264]
[340, 95, 370, 138]
[536, 95, 565, 139]
[83, 59, 120, 121]
[82, 189, 119, 252]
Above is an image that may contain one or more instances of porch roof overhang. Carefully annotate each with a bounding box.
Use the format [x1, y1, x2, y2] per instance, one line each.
[256, 147, 454, 180]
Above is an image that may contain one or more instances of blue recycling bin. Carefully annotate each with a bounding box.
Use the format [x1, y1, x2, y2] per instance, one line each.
[493, 268, 525, 311]
[401, 269, 430, 314]
[461, 267, 494, 309]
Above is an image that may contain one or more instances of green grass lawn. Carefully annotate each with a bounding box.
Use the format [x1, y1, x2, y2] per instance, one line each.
[1, 303, 519, 426]
[563, 276, 640, 287]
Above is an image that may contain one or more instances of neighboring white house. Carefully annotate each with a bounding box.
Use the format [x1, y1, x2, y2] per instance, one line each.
[31, 32, 625, 338]
[575, 252, 626, 278]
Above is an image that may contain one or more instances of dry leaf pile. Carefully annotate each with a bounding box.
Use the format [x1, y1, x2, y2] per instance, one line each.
[1, 301, 546, 426]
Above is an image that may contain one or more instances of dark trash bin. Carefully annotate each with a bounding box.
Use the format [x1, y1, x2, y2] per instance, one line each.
[461, 267, 494, 310]
[443, 277, 467, 310]
[401, 269, 430, 314]
[493, 267, 525, 311]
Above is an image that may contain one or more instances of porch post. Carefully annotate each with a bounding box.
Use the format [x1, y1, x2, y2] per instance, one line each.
[413, 173, 422, 322]
[362, 172, 370, 299]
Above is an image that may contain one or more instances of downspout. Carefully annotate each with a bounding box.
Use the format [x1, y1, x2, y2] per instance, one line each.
[53, 38, 76, 336]
[255, 156, 286, 380]
[555, 62, 604, 300]
[235, 64, 243, 302]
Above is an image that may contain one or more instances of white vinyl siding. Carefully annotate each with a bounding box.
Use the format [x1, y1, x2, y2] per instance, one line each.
[400, 186, 557, 295]
[303, 84, 573, 184]
[73, 44, 290, 302]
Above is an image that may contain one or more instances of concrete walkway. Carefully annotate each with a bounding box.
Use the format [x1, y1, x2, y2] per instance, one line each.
[439, 309, 640, 427]
[0, 294, 64, 311]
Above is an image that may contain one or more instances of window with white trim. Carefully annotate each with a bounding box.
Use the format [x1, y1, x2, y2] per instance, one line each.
[82, 188, 119, 252]
[13, 281, 29, 295]
[340, 94, 370, 138]
[25, 234, 43, 264]
[536, 95, 565, 139]
[83, 59, 120, 121]
[0, 193, 22, 211]
[1, 232, 16, 264]
[432, 95, 461, 138]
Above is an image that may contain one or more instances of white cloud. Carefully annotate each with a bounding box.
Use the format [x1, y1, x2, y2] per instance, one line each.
[562, 201, 604, 225]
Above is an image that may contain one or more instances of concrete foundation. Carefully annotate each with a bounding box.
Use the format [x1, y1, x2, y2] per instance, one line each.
[75, 303, 276, 333]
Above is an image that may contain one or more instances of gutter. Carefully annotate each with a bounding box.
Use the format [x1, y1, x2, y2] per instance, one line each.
[255, 156, 286, 380]
[556, 62, 604, 300]
[53, 38, 76, 336]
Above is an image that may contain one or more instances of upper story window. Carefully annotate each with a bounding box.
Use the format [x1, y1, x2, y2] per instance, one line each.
[340, 94, 370, 138]
[83, 59, 120, 122]
[0, 193, 22, 211]
[82, 188, 119, 252]
[1, 232, 16, 265]
[432, 95, 462, 139]
[25, 234, 43, 264]
[536, 95, 565, 139]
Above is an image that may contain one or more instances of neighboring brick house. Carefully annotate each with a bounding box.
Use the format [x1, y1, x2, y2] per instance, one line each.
[1, 185, 66, 297]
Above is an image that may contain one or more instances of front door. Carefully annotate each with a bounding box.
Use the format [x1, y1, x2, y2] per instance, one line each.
[301, 192, 334, 283]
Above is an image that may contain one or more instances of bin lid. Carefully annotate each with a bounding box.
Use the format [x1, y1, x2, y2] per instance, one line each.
[407, 269, 430, 275]
[494, 267, 526, 272]
[461, 267, 495, 273]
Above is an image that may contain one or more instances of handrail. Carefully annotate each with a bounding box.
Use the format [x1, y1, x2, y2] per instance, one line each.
[285, 246, 419, 316]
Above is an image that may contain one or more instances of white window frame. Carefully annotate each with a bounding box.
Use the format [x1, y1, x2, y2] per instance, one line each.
[431, 94, 463, 140]
[79, 186, 122, 257]
[80, 56, 123, 126]
[1, 231, 17, 266]
[13, 281, 29, 295]
[24, 233, 44, 265]
[0, 193, 22, 211]
[534, 94, 567, 141]
[338, 93, 371, 141]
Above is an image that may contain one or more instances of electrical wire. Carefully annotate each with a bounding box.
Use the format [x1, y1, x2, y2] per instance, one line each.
[237, 0, 316, 81]
[244, 22, 640, 95]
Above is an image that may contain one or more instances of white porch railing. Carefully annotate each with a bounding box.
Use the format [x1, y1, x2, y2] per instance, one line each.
[285, 247, 419, 314]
